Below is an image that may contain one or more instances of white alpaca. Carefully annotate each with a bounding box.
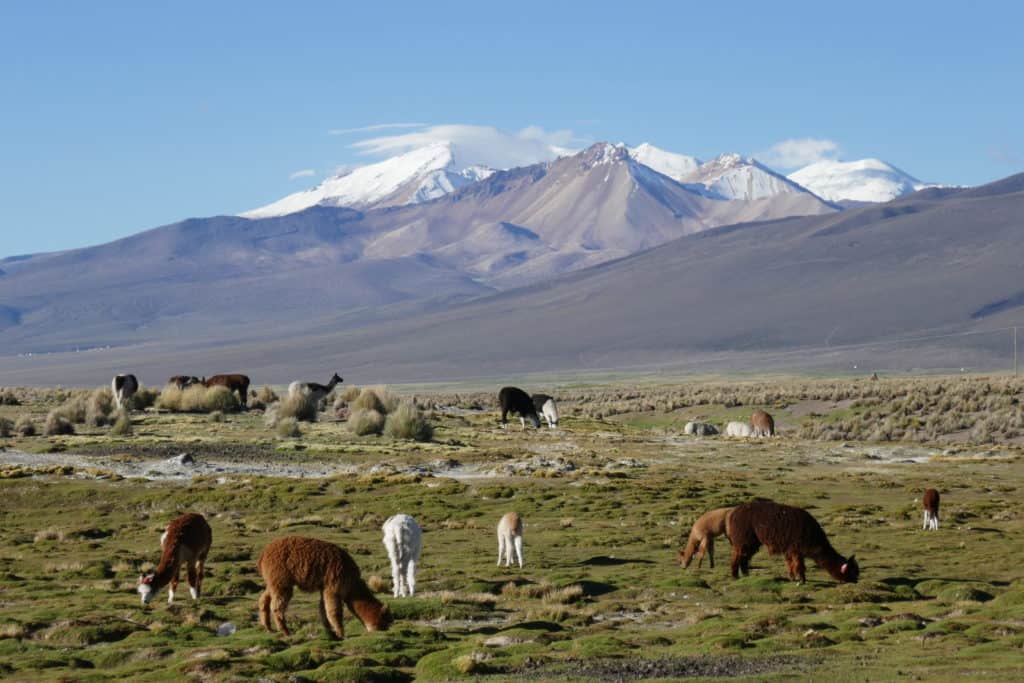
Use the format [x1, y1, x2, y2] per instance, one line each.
[382, 514, 421, 598]
[725, 421, 754, 437]
[497, 512, 524, 568]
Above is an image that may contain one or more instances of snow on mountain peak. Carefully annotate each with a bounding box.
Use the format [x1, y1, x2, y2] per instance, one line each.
[682, 153, 808, 201]
[788, 158, 929, 203]
[242, 142, 492, 218]
[627, 143, 701, 181]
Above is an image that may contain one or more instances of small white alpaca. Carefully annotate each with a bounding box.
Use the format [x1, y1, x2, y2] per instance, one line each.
[382, 514, 421, 597]
[725, 421, 755, 437]
[497, 511, 524, 568]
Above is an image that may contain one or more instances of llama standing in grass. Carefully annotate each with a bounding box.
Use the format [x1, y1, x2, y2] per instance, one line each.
[678, 507, 733, 569]
[137, 513, 212, 606]
[289, 372, 343, 408]
[751, 410, 775, 436]
[727, 500, 859, 584]
[382, 514, 421, 598]
[497, 512, 524, 568]
[257, 536, 392, 640]
[531, 393, 559, 429]
[498, 387, 541, 430]
[112, 374, 139, 411]
[922, 488, 940, 530]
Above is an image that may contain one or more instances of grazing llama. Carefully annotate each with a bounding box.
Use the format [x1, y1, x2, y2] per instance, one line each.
[497, 512, 525, 568]
[750, 409, 775, 436]
[202, 374, 251, 407]
[112, 374, 139, 411]
[137, 513, 212, 605]
[922, 488, 940, 530]
[725, 421, 755, 437]
[727, 500, 859, 584]
[257, 536, 392, 640]
[498, 387, 541, 430]
[382, 514, 422, 598]
[531, 393, 559, 428]
[288, 372, 343, 407]
[678, 507, 733, 569]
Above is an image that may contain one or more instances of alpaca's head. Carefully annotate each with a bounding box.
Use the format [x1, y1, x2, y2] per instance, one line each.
[677, 549, 689, 569]
[370, 603, 393, 632]
[137, 574, 157, 605]
[839, 555, 860, 583]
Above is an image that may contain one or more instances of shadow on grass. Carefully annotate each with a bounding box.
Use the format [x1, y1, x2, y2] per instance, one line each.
[579, 555, 655, 567]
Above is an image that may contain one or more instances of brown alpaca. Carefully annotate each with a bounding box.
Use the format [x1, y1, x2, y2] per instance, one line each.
[922, 488, 940, 530]
[678, 507, 733, 569]
[202, 373, 251, 406]
[257, 536, 392, 640]
[137, 513, 212, 605]
[750, 410, 775, 436]
[727, 500, 859, 584]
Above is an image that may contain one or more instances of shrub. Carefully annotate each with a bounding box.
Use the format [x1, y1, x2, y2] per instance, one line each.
[110, 412, 132, 436]
[86, 387, 116, 427]
[53, 395, 88, 424]
[0, 389, 21, 406]
[15, 415, 36, 437]
[352, 388, 386, 414]
[275, 417, 301, 438]
[131, 387, 159, 410]
[348, 409, 385, 436]
[383, 401, 434, 442]
[276, 393, 318, 423]
[338, 385, 361, 404]
[203, 386, 240, 413]
[0, 417, 12, 437]
[44, 411, 75, 436]
[208, 411, 225, 423]
[258, 385, 278, 404]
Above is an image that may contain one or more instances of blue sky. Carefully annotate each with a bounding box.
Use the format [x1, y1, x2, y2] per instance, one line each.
[2, 0, 1022, 257]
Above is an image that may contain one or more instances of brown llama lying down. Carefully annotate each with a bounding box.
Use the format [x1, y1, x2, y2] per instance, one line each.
[257, 536, 392, 640]
[678, 507, 733, 569]
[727, 500, 859, 584]
[138, 512, 212, 605]
[922, 488, 940, 530]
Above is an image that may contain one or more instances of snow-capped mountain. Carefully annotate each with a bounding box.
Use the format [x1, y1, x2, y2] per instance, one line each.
[682, 153, 812, 201]
[242, 142, 494, 218]
[627, 142, 701, 180]
[787, 159, 931, 203]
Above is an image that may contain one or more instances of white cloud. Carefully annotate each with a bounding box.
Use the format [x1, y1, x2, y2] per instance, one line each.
[328, 122, 426, 136]
[351, 124, 582, 170]
[756, 138, 841, 169]
[289, 169, 316, 180]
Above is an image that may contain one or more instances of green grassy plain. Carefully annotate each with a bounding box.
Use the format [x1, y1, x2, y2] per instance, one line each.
[0, 379, 1022, 682]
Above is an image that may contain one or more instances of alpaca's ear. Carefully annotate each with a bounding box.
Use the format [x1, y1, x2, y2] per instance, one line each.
[139, 574, 153, 585]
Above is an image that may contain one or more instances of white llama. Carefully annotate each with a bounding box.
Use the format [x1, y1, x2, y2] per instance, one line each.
[497, 511, 524, 568]
[382, 514, 421, 598]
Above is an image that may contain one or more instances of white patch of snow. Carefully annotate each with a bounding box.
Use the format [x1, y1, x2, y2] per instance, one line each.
[788, 158, 933, 203]
[628, 143, 701, 180]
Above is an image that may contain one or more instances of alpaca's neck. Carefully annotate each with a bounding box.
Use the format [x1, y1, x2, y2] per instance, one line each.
[346, 582, 384, 629]
[811, 544, 846, 581]
[325, 377, 339, 392]
[150, 543, 182, 588]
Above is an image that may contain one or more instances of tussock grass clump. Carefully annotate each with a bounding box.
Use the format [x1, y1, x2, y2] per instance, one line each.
[383, 401, 434, 442]
[34, 526, 66, 543]
[86, 387, 116, 427]
[157, 384, 240, 413]
[275, 417, 301, 439]
[339, 385, 361, 404]
[208, 410, 225, 423]
[258, 385, 278, 404]
[52, 394, 88, 424]
[352, 388, 387, 414]
[349, 409, 385, 436]
[0, 389, 21, 406]
[0, 417, 12, 437]
[43, 411, 75, 436]
[131, 387, 159, 410]
[276, 393, 318, 423]
[110, 411, 132, 436]
[15, 415, 36, 437]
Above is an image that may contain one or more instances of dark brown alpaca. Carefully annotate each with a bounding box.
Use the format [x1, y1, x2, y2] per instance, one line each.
[169, 375, 200, 389]
[750, 410, 775, 436]
[922, 488, 940, 530]
[202, 374, 251, 406]
[137, 513, 212, 605]
[727, 500, 859, 584]
[257, 536, 392, 640]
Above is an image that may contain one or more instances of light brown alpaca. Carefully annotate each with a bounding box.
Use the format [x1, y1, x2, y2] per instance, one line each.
[497, 512, 524, 568]
[137, 513, 212, 605]
[751, 410, 775, 436]
[257, 536, 392, 640]
[678, 507, 733, 569]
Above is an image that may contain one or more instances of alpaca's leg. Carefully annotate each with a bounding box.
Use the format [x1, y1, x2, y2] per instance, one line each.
[520, 416, 526, 431]
[739, 550, 752, 576]
[784, 554, 797, 580]
[258, 590, 273, 632]
[271, 586, 292, 636]
[386, 541, 402, 598]
[497, 535, 504, 566]
[923, 510, 929, 530]
[795, 556, 807, 584]
[513, 535, 524, 568]
[501, 410, 509, 430]
[406, 558, 417, 597]
[729, 546, 742, 579]
[194, 557, 206, 599]
[323, 593, 346, 639]
[696, 537, 708, 569]
[933, 512, 939, 530]
[706, 536, 715, 569]
[318, 594, 338, 640]
[187, 561, 200, 600]
[168, 564, 180, 604]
